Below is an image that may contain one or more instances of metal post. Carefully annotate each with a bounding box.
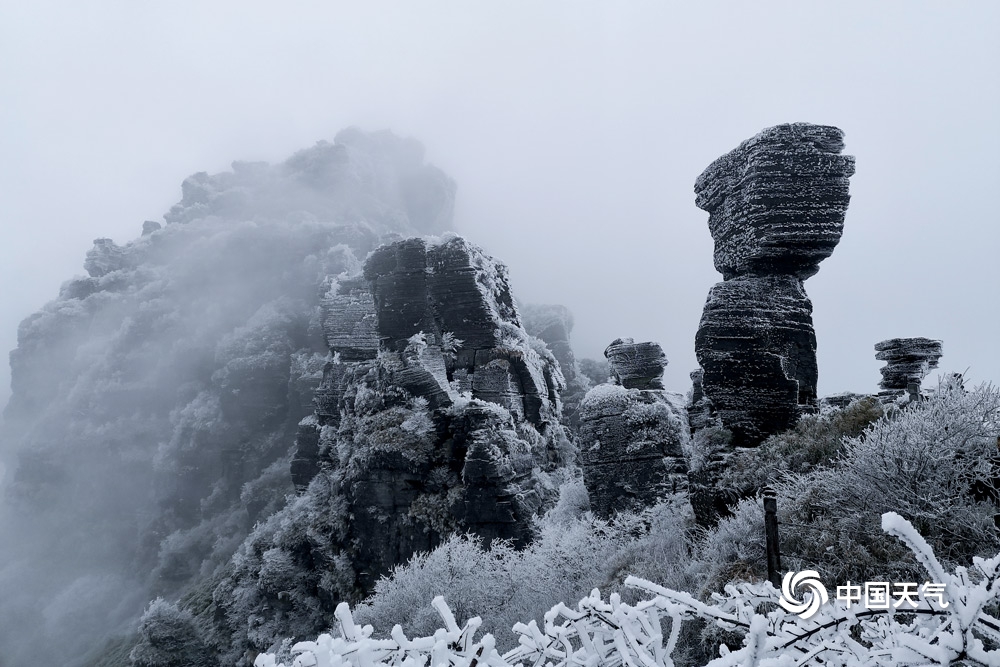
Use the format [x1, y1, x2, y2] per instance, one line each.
[764, 486, 782, 588]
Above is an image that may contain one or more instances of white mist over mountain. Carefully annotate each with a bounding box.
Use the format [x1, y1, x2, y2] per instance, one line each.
[1, 4, 997, 411]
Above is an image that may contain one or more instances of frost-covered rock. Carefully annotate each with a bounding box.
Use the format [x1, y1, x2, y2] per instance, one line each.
[578, 342, 690, 518]
[520, 303, 590, 429]
[875, 336, 943, 399]
[211, 236, 574, 660]
[693, 123, 854, 447]
[694, 122, 855, 280]
[695, 274, 818, 446]
[685, 368, 718, 433]
[604, 337, 667, 390]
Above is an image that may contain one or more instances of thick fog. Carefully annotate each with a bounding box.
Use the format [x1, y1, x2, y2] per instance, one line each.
[2, 3, 998, 408]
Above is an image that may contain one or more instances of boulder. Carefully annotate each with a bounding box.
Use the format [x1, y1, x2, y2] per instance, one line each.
[694, 123, 855, 280]
[604, 338, 668, 390]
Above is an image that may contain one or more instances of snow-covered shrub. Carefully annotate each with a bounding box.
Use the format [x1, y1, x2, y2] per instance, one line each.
[257, 511, 1000, 667]
[577, 358, 610, 386]
[355, 500, 686, 648]
[543, 477, 591, 525]
[719, 395, 883, 489]
[129, 598, 211, 667]
[687, 425, 732, 475]
[705, 380, 1000, 588]
[210, 473, 355, 664]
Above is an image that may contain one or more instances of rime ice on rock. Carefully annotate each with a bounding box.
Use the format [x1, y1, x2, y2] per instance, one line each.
[0, 128, 462, 664]
[604, 338, 668, 390]
[83, 238, 129, 277]
[694, 123, 855, 281]
[686, 368, 717, 434]
[875, 337, 943, 400]
[578, 340, 689, 518]
[693, 123, 854, 448]
[289, 236, 571, 591]
[520, 304, 591, 430]
[695, 275, 818, 444]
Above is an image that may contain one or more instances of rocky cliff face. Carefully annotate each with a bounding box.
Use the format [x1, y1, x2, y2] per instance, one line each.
[693, 123, 855, 448]
[207, 236, 573, 662]
[578, 339, 689, 518]
[520, 304, 591, 429]
[0, 129, 455, 666]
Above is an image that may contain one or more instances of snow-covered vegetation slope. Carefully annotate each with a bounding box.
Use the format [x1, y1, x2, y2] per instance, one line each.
[255, 510, 1000, 667]
[242, 378, 1000, 667]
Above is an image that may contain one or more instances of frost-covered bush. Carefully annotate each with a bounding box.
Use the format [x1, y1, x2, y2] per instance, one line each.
[718, 395, 883, 491]
[129, 598, 211, 667]
[702, 380, 1000, 589]
[577, 358, 610, 387]
[687, 425, 732, 475]
[210, 473, 355, 664]
[258, 511, 1000, 667]
[353, 496, 696, 653]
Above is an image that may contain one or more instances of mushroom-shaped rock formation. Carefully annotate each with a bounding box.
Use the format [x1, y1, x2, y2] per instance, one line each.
[578, 339, 689, 518]
[693, 123, 854, 448]
[875, 337, 943, 400]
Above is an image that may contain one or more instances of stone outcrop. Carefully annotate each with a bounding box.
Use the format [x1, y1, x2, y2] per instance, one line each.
[875, 337, 943, 400]
[521, 304, 591, 429]
[694, 123, 855, 281]
[693, 123, 855, 448]
[578, 339, 689, 518]
[286, 236, 570, 594]
[686, 368, 718, 434]
[604, 337, 668, 390]
[695, 275, 818, 445]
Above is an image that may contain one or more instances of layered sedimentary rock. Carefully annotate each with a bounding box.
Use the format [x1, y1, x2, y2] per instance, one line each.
[693, 123, 854, 448]
[686, 368, 718, 434]
[578, 340, 689, 518]
[521, 304, 591, 429]
[231, 235, 572, 656]
[875, 337, 943, 400]
[605, 338, 668, 390]
[694, 123, 855, 281]
[695, 275, 818, 445]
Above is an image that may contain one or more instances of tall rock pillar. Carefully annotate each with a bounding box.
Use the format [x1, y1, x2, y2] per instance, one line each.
[693, 123, 855, 446]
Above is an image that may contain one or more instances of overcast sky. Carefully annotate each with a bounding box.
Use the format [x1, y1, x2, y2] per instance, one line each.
[1, 1, 997, 406]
